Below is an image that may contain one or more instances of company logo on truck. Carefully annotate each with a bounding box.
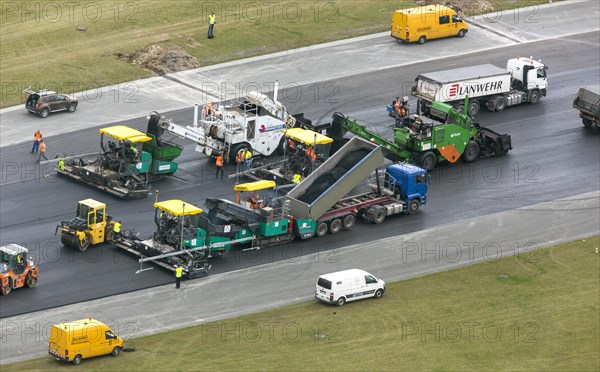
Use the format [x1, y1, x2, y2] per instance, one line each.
[448, 81, 504, 98]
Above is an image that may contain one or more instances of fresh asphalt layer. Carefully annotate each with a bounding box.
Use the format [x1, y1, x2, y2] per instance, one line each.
[0, 0, 599, 364]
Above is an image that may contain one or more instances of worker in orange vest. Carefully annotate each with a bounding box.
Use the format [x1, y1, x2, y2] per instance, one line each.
[38, 139, 48, 162]
[215, 152, 224, 179]
[31, 130, 42, 153]
[306, 147, 316, 162]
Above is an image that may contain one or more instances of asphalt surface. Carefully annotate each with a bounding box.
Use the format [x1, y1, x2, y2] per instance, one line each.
[1, 30, 599, 318]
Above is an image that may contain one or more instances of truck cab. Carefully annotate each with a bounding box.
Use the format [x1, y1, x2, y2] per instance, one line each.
[386, 163, 428, 213]
[506, 57, 548, 97]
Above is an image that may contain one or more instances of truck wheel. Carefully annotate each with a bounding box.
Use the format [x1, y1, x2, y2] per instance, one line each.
[467, 101, 480, 116]
[342, 214, 355, 230]
[582, 118, 593, 127]
[495, 97, 507, 112]
[1, 282, 11, 296]
[408, 199, 421, 215]
[329, 219, 342, 234]
[373, 207, 386, 224]
[418, 151, 437, 171]
[374, 289, 384, 299]
[73, 355, 82, 365]
[111, 346, 121, 356]
[316, 222, 328, 237]
[337, 296, 346, 307]
[454, 104, 465, 115]
[79, 234, 91, 252]
[528, 90, 540, 105]
[417, 36, 426, 45]
[457, 29, 466, 38]
[462, 141, 480, 163]
[25, 272, 37, 288]
[230, 143, 252, 164]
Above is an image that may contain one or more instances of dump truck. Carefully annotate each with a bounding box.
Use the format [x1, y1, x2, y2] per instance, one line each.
[573, 86, 600, 128]
[412, 57, 548, 117]
[57, 125, 182, 199]
[195, 137, 428, 249]
[1, 244, 39, 296]
[114, 200, 222, 278]
[57, 199, 118, 251]
[331, 98, 512, 171]
[147, 82, 316, 163]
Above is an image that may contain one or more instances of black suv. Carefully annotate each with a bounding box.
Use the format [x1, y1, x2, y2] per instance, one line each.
[24, 88, 78, 118]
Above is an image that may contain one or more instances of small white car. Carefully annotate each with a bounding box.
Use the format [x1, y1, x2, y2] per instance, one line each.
[315, 269, 385, 306]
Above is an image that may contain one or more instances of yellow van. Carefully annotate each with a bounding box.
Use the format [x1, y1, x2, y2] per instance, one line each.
[391, 4, 468, 44]
[49, 318, 124, 365]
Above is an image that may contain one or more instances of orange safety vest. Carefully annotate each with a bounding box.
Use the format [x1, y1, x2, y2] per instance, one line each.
[34, 131, 42, 141]
[39, 142, 46, 153]
[216, 155, 223, 167]
[306, 147, 316, 161]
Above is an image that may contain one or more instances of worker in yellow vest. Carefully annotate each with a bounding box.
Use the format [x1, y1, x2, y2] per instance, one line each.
[175, 266, 183, 289]
[113, 221, 121, 240]
[208, 12, 216, 39]
[293, 174, 301, 183]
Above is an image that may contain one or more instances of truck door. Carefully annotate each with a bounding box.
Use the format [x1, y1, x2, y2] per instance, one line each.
[364, 274, 379, 297]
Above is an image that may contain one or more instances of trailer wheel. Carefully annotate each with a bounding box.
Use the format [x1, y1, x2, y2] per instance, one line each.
[329, 219, 342, 234]
[73, 355, 82, 365]
[316, 222, 328, 237]
[1, 282, 11, 296]
[417, 35, 426, 45]
[25, 272, 37, 288]
[462, 141, 480, 163]
[342, 214, 355, 230]
[408, 199, 421, 215]
[467, 101, 480, 116]
[418, 151, 437, 171]
[79, 234, 91, 252]
[528, 90, 540, 105]
[373, 207, 386, 224]
[495, 97, 507, 112]
[582, 118, 593, 127]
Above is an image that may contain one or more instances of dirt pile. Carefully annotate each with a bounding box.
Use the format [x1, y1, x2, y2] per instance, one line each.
[116, 44, 200, 75]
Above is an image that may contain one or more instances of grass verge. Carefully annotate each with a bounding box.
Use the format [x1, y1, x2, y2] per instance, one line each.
[5, 236, 599, 371]
[1, 0, 554, 108]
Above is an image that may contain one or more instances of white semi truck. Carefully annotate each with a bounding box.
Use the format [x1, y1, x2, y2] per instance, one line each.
[412, 57, 548, 117]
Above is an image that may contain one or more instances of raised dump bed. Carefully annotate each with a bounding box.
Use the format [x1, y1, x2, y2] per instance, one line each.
[287, 137, 384, 220]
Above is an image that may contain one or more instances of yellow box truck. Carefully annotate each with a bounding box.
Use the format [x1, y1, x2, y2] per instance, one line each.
[49, 318, 123, 365]
[391, 4, 468, 44]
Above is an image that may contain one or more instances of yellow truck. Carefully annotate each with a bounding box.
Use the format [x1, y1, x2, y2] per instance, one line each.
[391, 4, 468, 44]
[49, 318, 123, 365]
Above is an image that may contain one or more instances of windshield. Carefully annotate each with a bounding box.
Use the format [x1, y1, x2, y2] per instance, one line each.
[77, 203, 91, 219]
[317, 277, 332, 290]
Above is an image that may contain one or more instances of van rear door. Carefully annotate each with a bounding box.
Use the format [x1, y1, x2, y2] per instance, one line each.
[316, 277, 333, 302]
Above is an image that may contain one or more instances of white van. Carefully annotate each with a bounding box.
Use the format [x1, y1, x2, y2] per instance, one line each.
[315, 269, 386, 306]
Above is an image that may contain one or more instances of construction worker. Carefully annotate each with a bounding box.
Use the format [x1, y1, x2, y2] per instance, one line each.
[293, 173, 301, 183]
[57, 158, 65, 171]
[175, 265, 183, 289]
[31, 130, 42, 153]
[113, 221, 121, 240]
[243, 149, 253, 171]
[306, 147, 316, 162]
[215, 152, 224, 179]
[208, 12, 216, 39]
[38, 139, 48, 162]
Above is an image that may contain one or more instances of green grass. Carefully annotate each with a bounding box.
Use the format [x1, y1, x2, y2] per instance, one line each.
[0, 0, 554, 108]
[6, 236, 599, 371]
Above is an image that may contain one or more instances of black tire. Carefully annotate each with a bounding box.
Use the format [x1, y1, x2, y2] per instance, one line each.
[582, 118, 593, 127]
[329, 219, 342, 234]
[73, 355, 82, 365]
[373, 207, 386, 224]
[337, 296, 346, 307]
[462, 141, 480, 163]
[374, 289, 384, 299]
[25, 272, 37, 288]
[408, 199, 421, 215]
[528, 90, 540, 105]
[316, 222, 328, 237]
[495, 97, 507, 112]
[454, 104, 465, 115]
[40, 108, 49, 118]
[417, 151, 437, 171]
[417, 35, 426, 45]
[105, 225, 115, 242]
[276, 136, 286, 155]
[1, 282, 11, 296]
[457, 29, 466, 38]
[111, 346, 121, 356]
[467, 101, 480, 117]
[230, 143, 251, 164]
[68, 103, 77, 113]
[342, 214, 355, 230]
[79, 234, 90, 252]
